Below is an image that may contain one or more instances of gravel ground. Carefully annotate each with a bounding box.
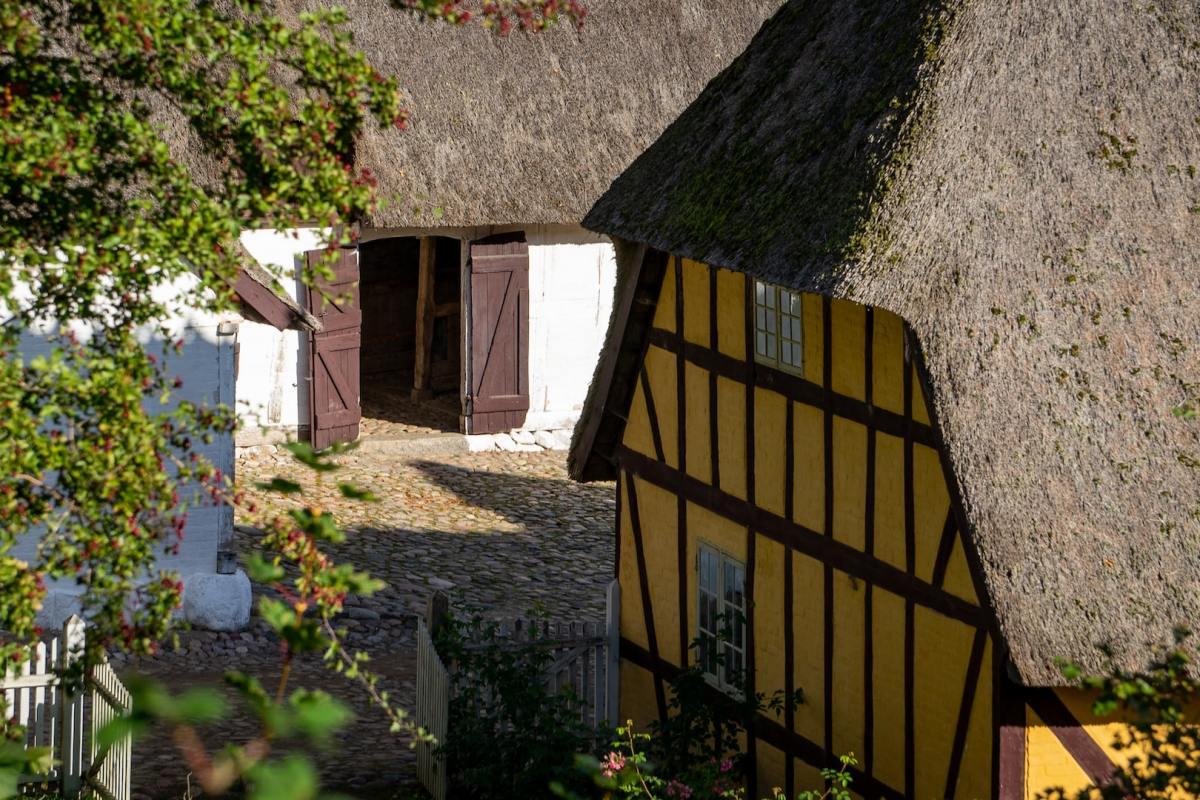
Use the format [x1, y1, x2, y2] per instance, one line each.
[118, 448, 615, 799]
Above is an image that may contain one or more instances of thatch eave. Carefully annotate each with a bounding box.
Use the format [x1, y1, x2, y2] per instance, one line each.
[575, 0, 1200, 685]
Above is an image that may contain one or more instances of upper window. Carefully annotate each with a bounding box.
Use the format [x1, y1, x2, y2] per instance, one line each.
[697, 543, 746, 694]
[754, 280, 804, 375]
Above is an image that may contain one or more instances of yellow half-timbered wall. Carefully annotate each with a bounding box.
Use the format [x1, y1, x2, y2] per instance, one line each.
[616, 256, 993, 799]
[611, 256, 1144, 800]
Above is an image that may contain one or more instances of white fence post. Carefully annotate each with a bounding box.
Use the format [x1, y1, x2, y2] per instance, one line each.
[58, 615, 85, 798]
[605, 579, 620, 726]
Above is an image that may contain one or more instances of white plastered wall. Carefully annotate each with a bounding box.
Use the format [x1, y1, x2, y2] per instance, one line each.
[523, 227, 616, 432]
[233, 228, 327, 446]
[10, 272, 243, 627]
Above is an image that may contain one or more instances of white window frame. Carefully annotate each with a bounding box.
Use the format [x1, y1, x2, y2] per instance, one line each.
[696, 542, 747, 694]
[754, 279, 804, 376]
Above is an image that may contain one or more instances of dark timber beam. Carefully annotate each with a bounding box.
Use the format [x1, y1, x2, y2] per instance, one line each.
[412, 236, 436, 402]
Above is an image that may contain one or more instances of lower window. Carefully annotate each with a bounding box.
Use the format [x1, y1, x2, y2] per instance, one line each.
[697, 543, 746, 693]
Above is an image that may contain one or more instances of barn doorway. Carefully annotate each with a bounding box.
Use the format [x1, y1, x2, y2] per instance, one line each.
[358, 236, 462, 437]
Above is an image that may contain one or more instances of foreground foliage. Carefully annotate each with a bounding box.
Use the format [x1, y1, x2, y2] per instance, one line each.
[434, 609, 604, 799]
[1041, 630, 1200, 800]
[0, 0, 588, 794]
[565, 724, 855, 800]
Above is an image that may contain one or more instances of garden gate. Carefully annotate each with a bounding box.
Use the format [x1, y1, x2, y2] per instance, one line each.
[415, 580, 620, 800]
[1, 615, 132, 800]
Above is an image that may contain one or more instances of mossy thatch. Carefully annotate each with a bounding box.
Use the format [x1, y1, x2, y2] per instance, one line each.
[575, 0, 1200, 685]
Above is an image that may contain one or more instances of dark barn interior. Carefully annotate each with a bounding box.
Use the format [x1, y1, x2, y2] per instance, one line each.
[358, 235, 462, 433]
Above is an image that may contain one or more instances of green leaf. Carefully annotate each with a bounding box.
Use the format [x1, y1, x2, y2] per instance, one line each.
[172, 688, 228, 724]
[337, 483, 377, 501]
[256, 477, 303, 495]
[281, 441, 339, 472]
[288, 689, 354, 740]
[244, 553, 286, 583]
[258, 596, 295, 633]
[246, 755, 319, 800]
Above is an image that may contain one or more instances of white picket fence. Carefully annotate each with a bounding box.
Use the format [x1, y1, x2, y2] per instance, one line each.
[415, 620, 450, 800]
[415, 580, 621, 800]
[1, 615, 132, 800]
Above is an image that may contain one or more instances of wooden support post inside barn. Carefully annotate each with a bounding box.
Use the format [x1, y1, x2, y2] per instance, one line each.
[412, 236, 436, 402]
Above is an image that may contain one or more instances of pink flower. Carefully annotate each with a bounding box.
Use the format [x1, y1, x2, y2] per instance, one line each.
[720, 758, 734, 773]
[666, 780, 693, 799]
[600, 752, 626, 778]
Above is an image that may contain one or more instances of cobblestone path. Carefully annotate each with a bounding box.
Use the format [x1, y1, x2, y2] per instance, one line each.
[120, 449, 615, 799]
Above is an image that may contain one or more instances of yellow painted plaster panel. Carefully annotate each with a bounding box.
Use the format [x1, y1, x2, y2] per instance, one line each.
[688, 501, 747, 563]
[757, 741, 787, 799]
[754, 536, 786, 699]
[716, 268, 746, 358]
[622, 382, 657, 461]
[792, 403, 825, 534]
[874, 433, 906, 570]
[943, 534, 979, 605]
[685, 363, 712, 484]
[833, 418, 868, 550]
[717, 377, 747, 500]
[872, 588, 907, 791]
[955, 636, 993, 800]
[912, 364, 932, 425]
[653, 259, 676, 333]
[913, 605, 976, 800]
[793, 551, 826, 745]
[619, 659, 660, 732]
[802, 294, 824, 381]
[682, 258, 711, 345]
[1026, 708, 1093, 800]
[1055, 688, 1143, 774]
[633, 475, 682, 664]
[830, 299, 867, 400]
[872, 309, 905, 415]
[832, 572, 866, 761]
[618, 483, 648, 653]
[640, 345, 679, 468]
[914, 443, 950, 583]
[755, 389, 788, 516]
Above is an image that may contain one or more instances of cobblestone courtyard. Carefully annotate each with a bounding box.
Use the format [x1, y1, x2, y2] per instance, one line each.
[121, 448, 615, 799]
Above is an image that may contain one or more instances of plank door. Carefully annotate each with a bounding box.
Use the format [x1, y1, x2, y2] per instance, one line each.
[306, 247, 362, 449]
[467, 235, 529, 435]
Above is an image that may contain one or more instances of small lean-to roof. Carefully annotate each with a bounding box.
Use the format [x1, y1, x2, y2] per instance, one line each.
[574, 0, 1200, 684]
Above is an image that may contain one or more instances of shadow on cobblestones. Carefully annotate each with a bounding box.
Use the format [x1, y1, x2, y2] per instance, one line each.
[123, 450, 614, 799]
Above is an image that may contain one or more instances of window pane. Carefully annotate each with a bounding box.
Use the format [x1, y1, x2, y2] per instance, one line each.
[755, 280, 765, 304]
[766, 334, 777, 359]
[700, 549, 717, 591]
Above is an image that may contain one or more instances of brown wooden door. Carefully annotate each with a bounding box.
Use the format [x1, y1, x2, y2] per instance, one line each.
[306, 248, 362, 449]
[467, 235, 529, 434]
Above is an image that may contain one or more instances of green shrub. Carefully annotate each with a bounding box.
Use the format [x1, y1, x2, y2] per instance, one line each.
[435, 610, 606, 799]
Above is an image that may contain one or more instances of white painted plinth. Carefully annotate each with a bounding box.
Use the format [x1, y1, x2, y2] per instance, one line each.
[182, 570, 252, 632]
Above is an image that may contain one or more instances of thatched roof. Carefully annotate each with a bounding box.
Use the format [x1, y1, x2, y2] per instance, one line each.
[329, 0, 783, 228]
[574, 0, 1200, 685]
